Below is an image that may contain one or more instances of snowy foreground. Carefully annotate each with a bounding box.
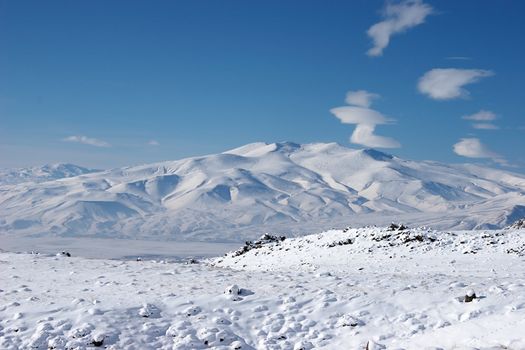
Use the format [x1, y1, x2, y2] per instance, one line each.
[1, 226, 525, 349]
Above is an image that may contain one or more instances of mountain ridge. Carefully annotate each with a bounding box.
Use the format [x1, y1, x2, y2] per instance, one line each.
[1, 142, 524, 241]
[0, 163, 99, 186]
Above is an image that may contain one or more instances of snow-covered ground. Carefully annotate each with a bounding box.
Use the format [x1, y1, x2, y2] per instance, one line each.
[1, 225, 525, 349]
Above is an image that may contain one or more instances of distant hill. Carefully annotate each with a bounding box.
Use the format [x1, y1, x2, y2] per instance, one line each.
[0, 163, 98, 186]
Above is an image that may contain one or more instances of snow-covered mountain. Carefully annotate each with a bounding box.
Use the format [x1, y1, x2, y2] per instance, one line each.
[0, 163, 97, 186]
[1, 142, 524, 241]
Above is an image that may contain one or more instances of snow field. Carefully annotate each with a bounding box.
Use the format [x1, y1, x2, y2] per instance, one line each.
[1, 226, 525, 349]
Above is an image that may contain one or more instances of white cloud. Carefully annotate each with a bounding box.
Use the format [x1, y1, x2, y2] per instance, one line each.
[418, 68, 493, 100]
[350, 124, 401, 148]
[345, 90, 379, 108]
[367, 0, 433, 57]
[472, 123, 499, 130]
[63, 135, 110, 147]
[330, 91, 400, 149]
[148, 140, 160, 146]
[462, 110, 497, 121]
[330, 106, 391, 125]
[462, 110, 499, 130]
[453, 138, 505, 164]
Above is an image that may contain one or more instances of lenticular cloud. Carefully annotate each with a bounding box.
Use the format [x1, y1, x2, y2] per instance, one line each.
[331, 90, 400, 149]
[418, 68, 493, 100]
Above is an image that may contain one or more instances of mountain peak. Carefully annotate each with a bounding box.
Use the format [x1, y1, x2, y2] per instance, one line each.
[224, 141, 301, 157]
[361, 149, 394, 161]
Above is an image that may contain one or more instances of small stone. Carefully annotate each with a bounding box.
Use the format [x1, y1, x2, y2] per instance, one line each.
[464, 289, 477, 302]
[230, 341, 243, 350]
[91, 333, 104, 347]
[225, 284, 240, 296]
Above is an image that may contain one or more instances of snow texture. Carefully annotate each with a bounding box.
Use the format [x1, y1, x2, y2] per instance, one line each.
[1, 225, 525, 349]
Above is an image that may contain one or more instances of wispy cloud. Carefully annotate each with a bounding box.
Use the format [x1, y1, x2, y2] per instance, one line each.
[462, 110, 499, 130]
[367, 0, 433, 57]
[331, 90, 400, 149]
[148, 140, 160, 146]
[462, 110, 497, 121]
[63, 135, 111, 148]
[418, 68, 493, 100]
[472, 123, 499, 130]
[453, 138, 505, 164]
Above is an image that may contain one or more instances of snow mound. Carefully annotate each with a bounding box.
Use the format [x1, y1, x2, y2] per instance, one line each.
[212, 226, 525, 270]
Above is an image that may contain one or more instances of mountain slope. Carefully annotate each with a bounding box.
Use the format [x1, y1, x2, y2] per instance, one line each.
[0, 142, 524, 241]
[0, 163, 98, 186]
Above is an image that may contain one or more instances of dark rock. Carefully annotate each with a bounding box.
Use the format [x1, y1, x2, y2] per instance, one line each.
[509, 218, 525, 229]
[506, 244, 525, 256]
[387, 223, 408, 231]
[464, 291, 477, 302]
[91, 339, 104, 347]
[327, 238, 353, 248]
[231, 233, 286, 257]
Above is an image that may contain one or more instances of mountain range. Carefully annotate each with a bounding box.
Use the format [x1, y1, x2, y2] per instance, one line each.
[1, 142, 524, 241]
[0, 163, 97, 186]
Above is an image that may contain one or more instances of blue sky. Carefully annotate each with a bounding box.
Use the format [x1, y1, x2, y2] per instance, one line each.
[1, 0, 524, 170]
